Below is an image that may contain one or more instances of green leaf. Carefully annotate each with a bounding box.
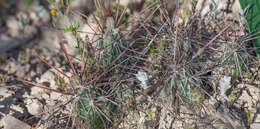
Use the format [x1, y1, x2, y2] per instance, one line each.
[247, 110, 251, 122]
[76, 35, 81, 43]
[149, 44, 155, 54]
[112, 5, 129, 26]
[65, 0, 71, 14]
[55, 76, 64, 87]
[146, 109, 153, 119]
[73, 21, 80, 30]
[63, 22, 79, 33]
[239, 0, 260, 58]
[63, 25, 72, 32]
[228, 93, 236, 101]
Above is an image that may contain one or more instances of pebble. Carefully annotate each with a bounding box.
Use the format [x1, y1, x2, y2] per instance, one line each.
[25, 99, 43, 115]
[30, 87, 44, 97]
[50, 92, 62, 100]
[6, 17, 20, 38]
[10, 105, 24, 114]
[0, 87, 14, 99]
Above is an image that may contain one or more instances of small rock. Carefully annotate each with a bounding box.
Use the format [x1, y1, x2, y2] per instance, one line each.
[7, 62, 17, 74]
[6, 17, 20, 38]
[0, 87, 14, 99]
[30, 87, 44, 97]
[40, 29, 60, 52]
[23, 25, 37, 37]
[17, 12, 30, 27]
[15, 65, 26, 78]
[45, 100, 56, 107]
[29, 11, 38, 24]
[50, 92, 61, 100]
[22, 92, 30, 99]
[25, 99, 43, 115]
[38, 70, 56, 89]
[38, 6, 50, 23]
[41, 93, 50, 100]
[119, 0, 130, 6]
[196, 0, 228, 18]
[10, 105, 24, 114]
[30, 6, 50, 25]
[30, 70, 37, 77]
[1, 115, 31, 129]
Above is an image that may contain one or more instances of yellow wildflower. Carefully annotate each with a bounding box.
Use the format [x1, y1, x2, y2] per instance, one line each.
[50, 9, 56, 16]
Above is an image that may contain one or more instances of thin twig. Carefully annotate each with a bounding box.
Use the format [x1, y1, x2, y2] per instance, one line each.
[56, 30, 77, 75]
[37, 56, 70, 78]
[16, 77, 73, 95]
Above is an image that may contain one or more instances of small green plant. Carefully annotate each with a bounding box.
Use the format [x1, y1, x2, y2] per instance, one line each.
[55, 75, 65, 88]
[228, 92, 236, 101]
[146, 109, 153, 120]
[63, 21, 81, 48]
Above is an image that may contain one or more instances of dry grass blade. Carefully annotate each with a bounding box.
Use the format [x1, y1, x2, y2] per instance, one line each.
[37, 56, 70, 78]
[93, 14, 105, 33]
[71, 11, 97, 34]
[139, 0, 158, 15]
[95, 0, 105, 18]
[80, 40, 87, 77]
[115, 0, 120, 24]
[191, 23, 232, 60]
[174, 24, 179, 61]
[56, 30, 77, 75]
[121, 45, 149, 57]
[116, 5, 127, 26]
[142, 22, 167, 54]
